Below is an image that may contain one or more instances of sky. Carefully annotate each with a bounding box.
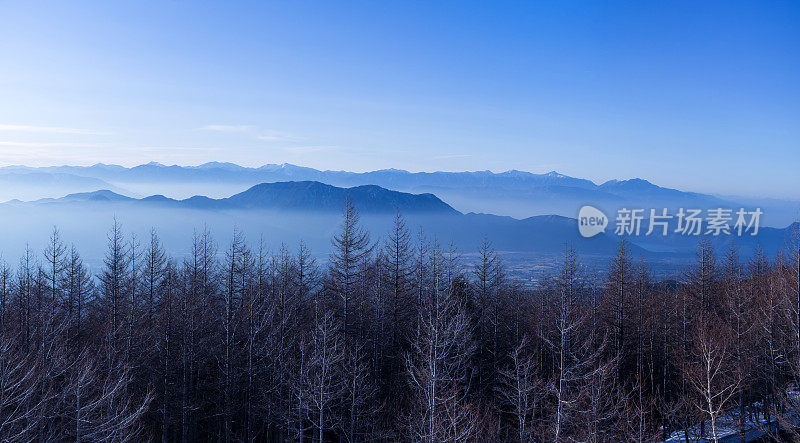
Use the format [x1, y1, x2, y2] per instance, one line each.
[0, 0, 798, 198]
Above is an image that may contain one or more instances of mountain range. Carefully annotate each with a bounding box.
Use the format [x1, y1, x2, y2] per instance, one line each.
[2, 180, 795, 276]
[0, 164, 796, 278]
[2, 162, 797, 227]
[24, 181, 458, 215]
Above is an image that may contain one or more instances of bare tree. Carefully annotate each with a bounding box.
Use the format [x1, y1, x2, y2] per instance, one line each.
[721, 243, 752, 439]
[329, 200, 372, 337]
[1, 218, 798, 440]
[64, 245, 93, 343]
[42, 227, 66, 319]
[144, 229, 166, 330]
[406, 258, 476, 442]
[99, 218, 130, 335]
[684, 321, 739, 443]
[603, 239, 635, 383]
[542, 247, 591, 441]
[472, 237, 505, 399]
[340, 344, 381, 442]
[303, 313, 345, 443]
[221, 229, 249, 442]
[62, 348, 153, 442]
[497, 337, 542, 442]
[297, 240, 320, 319]
[381, 212, 413, 401]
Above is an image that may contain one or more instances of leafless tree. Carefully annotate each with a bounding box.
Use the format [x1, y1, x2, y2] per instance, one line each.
[340, 344, 382, 442]
[497, 337, 542, 442]
[406, 258, 476, 442]
[0, 215, 797, 440]
[330, 200, 373, 337]
[684, 321, 739, 443]
[64, 245, 93, 343]
[302, 313, 345, 443]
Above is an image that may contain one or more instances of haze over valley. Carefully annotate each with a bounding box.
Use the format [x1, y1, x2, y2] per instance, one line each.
[0, 163, 796, 279]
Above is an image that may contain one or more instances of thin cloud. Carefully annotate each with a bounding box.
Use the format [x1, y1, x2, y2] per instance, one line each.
[139, 146, 221, 152]
[256, 130, 302, 142]
[0, 141, 107, 148]
[200, 124, 255, 132]
[0, 124, 109, 135]
[200, 125, 302, 142]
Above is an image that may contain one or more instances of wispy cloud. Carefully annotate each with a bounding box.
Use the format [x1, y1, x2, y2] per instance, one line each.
[138, 146, 221, 152]
[0, 141, 107, 148]
[0, 124, 109, 135]
[0, 141, 111, 165]
[257, 130, 302, 142]
[199, 124, 255, 132]
[200, 125, 303, 142]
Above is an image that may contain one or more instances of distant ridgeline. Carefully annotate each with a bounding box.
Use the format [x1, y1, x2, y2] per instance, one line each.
[0, 179, 796, 273]
[1, 162, 798, 227]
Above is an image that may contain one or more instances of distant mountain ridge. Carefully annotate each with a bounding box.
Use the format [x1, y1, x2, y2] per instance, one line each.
[2, 162, 797, 226]
[0, 178, 796, 274]
[3, 180, 636, 259]
[26, 181, 459, 215]
[12, 180, 795, 259]
[0, 171, 126, 202]
[0, 162, 601, 189]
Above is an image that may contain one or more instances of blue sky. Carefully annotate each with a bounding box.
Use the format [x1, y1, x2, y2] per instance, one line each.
[0, 1, 797, 198]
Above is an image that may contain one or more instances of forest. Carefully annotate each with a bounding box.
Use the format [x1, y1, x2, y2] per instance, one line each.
[0, 201, 798, 442]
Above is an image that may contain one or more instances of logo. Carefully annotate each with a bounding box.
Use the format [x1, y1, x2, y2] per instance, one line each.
[578, 205, 608, 238]
[576, 205, 763, 238]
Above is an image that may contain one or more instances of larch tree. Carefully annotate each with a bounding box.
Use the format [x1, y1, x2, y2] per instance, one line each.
[329, 200, 373, 338]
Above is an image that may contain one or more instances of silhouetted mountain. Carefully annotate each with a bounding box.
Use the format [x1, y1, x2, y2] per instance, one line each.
[11, 180, 795, 260]
[223, 181, 458, 213]
[599, 178, 723, 203]
[51, 189, 134, 203]
[0, 163, 598, 189]
[1, 162, 797, 226]
[26, 181, 459, 215]
[0, 172, 127, 202]
[0, 179, 796, 277]
[0, 184, 636, 263]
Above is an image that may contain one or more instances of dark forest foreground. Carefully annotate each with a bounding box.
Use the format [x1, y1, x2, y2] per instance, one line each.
[0, 202, 798, 442]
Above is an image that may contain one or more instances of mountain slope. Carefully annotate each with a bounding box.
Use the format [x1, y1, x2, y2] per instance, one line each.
[0, 180, 795, 274]
[0, 172, 127, 202]
[24, 181, 459, 215]
[2, 163, 797, 226]
[223, 181, 458, 213]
